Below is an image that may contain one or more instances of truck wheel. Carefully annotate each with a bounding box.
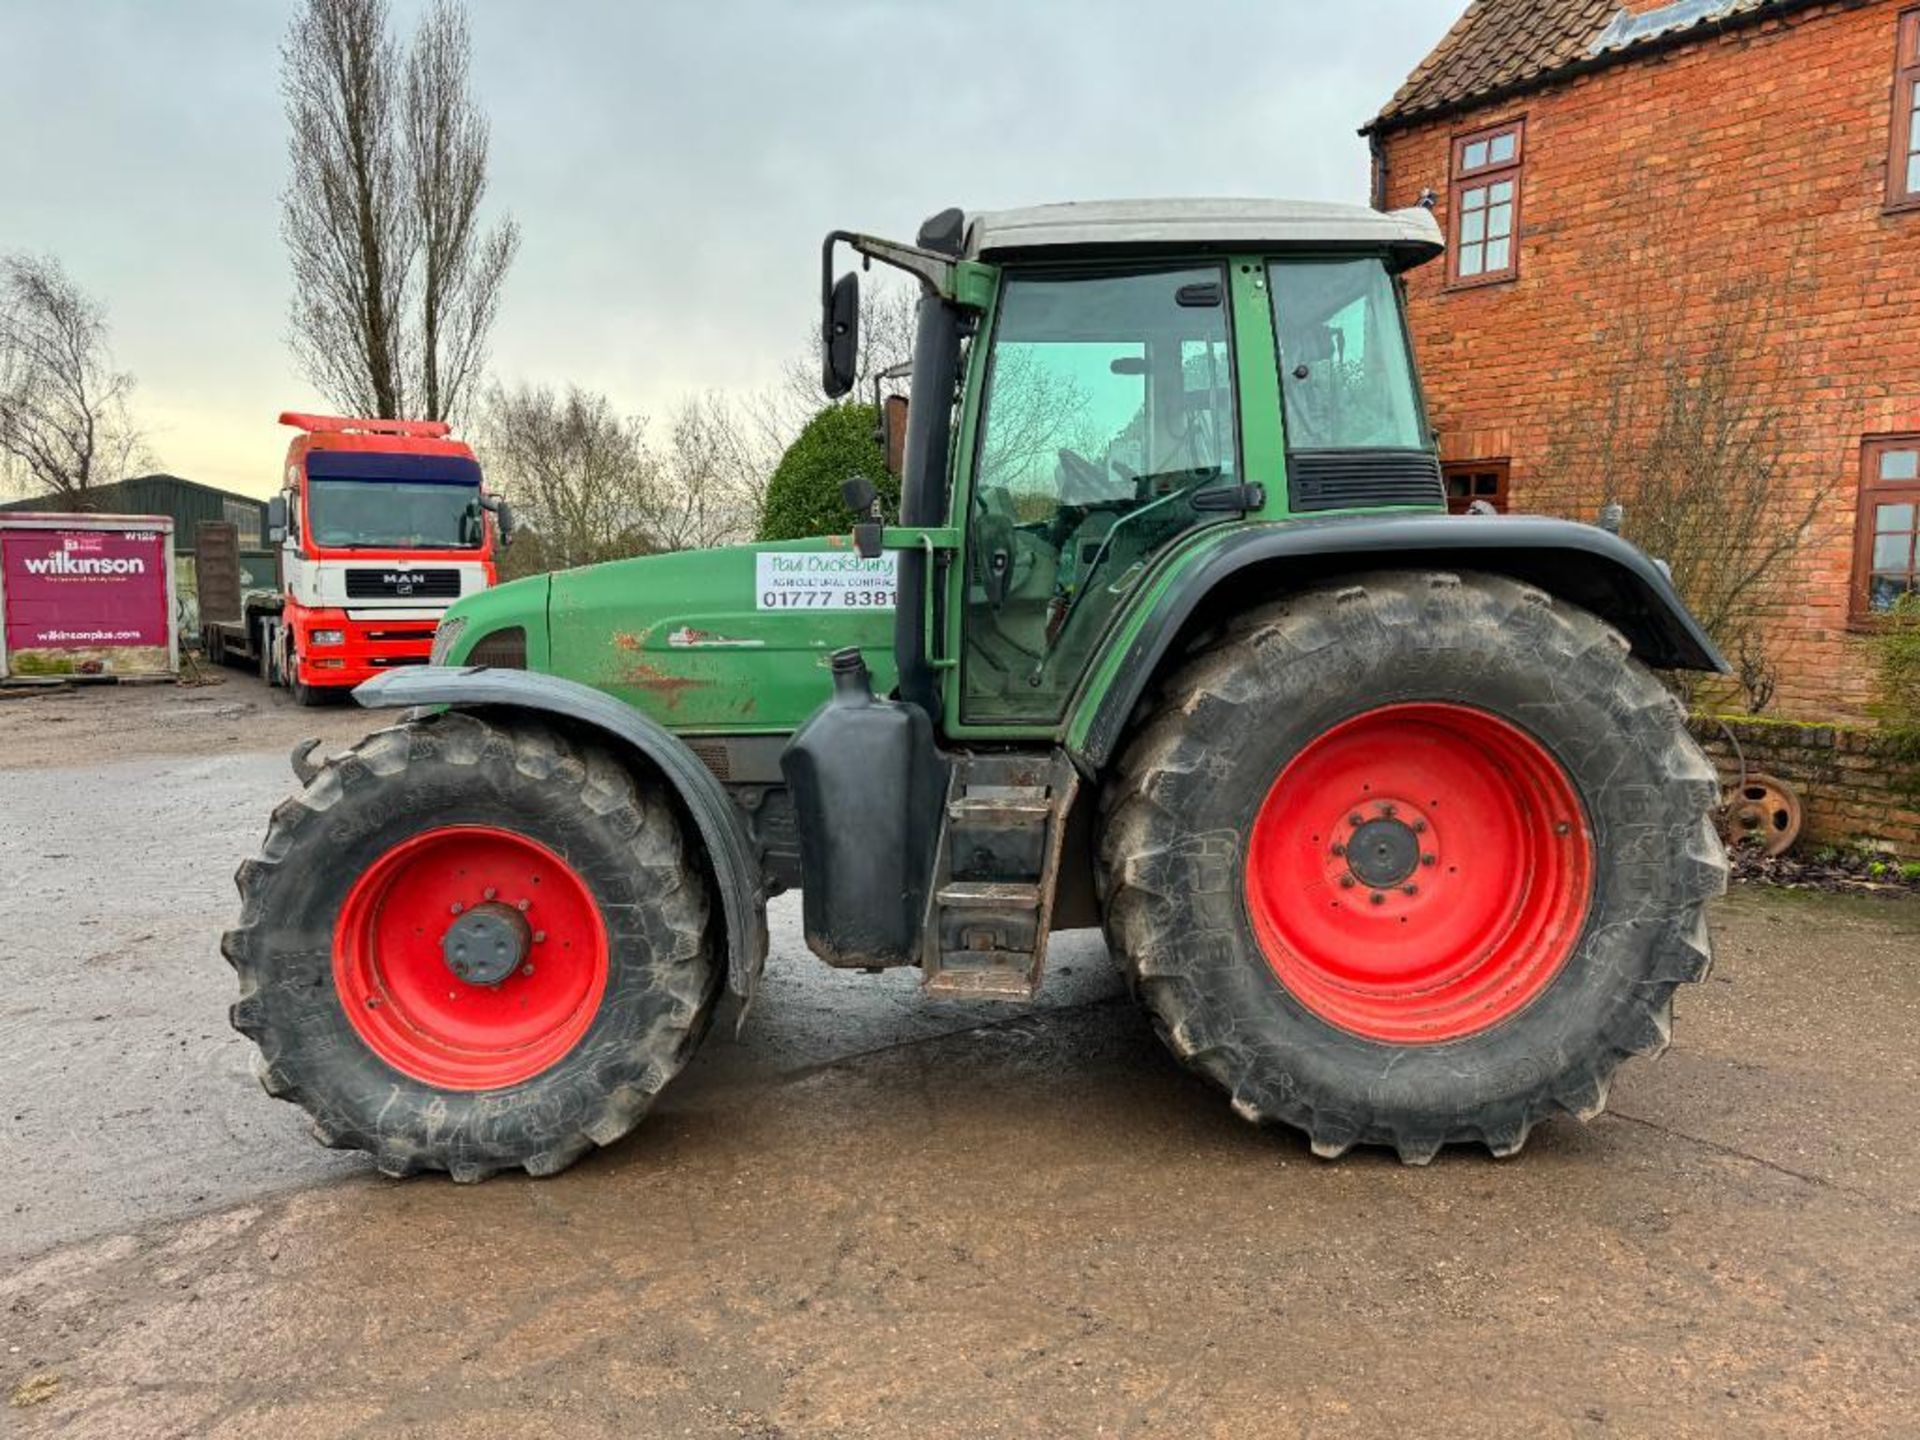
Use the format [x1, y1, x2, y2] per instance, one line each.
[1098, 571, 1727, 1164]
[224, 711, 718, 1181]
[290, 669, 328, 707]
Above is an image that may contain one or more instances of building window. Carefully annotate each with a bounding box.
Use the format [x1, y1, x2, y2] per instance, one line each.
[1891, 10, 1920, 210]
[1857, 438, 1920, 619]
[1449, 121, 1523, 286]
[1444, 460, 1510, 514]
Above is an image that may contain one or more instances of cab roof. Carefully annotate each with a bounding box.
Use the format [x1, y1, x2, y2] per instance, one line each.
[962, 199, 1445, 270]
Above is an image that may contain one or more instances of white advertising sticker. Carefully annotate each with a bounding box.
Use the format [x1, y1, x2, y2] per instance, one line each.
[754, 551, 898, 611]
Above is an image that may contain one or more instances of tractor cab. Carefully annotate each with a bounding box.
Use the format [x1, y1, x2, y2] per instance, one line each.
[818, 201, 1454, 731]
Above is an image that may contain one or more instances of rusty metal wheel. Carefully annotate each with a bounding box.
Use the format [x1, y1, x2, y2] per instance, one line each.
[1725, 773, 1804, 858]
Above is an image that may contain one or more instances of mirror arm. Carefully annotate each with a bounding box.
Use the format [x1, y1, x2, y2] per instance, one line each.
[825, 230, 958, 301]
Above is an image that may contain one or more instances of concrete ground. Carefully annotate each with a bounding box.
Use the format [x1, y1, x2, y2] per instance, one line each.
[3, 672, 1918, 1437]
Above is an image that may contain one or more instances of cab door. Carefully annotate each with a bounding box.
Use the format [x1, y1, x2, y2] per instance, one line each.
[953, 263, 1243, 726]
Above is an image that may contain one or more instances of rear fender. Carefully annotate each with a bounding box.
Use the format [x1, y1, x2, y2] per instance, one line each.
[1075, 513, 1729, 768]
[355, 667, 770, 1006]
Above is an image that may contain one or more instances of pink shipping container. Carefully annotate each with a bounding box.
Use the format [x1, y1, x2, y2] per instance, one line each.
[0, 512, 177, 681]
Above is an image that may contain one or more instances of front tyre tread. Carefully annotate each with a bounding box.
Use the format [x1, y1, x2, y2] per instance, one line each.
[224, 711, 718, 1181]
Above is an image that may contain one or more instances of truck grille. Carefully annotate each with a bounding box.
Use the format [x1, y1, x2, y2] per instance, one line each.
[344, 568, 462, 599]
[1287, 450, 1446, 514]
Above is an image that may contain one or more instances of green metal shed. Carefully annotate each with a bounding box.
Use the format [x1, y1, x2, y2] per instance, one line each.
[0, 475, 266, 554]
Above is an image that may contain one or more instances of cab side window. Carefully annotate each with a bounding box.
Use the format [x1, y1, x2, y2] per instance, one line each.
[1270, 259, 1425, 453]
[962, 266, 1238, 723]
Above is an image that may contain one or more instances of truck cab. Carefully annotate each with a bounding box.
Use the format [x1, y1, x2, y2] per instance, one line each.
[269, 413, 502, 697]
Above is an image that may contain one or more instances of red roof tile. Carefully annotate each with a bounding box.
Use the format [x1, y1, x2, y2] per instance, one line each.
[1369, 0, 1814, 132]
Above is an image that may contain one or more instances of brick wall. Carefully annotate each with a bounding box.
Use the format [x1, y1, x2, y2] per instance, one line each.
[1692, 714, 1920, 856]
[1377, 0, 1920, 721]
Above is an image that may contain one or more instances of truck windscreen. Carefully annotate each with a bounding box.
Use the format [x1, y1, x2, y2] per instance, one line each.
[303, 451, 485, 550]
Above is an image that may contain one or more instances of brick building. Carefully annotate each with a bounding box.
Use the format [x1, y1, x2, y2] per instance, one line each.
[1366, 0, 1920, 720]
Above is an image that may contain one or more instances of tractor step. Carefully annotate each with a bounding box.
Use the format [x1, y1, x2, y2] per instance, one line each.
[921, 751, 1078, 1002]
[937, 880, 1042, 908]
[924, 961, 1045, 1000]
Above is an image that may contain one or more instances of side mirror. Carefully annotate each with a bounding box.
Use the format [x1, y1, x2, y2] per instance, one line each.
[480, 493, 518, 548]
[822, 271, 860, 399]
[266, 494, 287, 543]
[880, 394, 909, 478]
[841, 474, 883, 560]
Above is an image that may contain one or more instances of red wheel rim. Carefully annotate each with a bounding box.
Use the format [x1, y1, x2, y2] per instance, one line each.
[334, 826, 610, 1090]
[1244, 703, 1593, 1045]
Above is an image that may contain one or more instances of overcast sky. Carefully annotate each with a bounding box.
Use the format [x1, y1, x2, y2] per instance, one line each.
[0, 0, 1452, 497]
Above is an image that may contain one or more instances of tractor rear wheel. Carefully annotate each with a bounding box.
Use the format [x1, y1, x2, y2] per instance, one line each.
[224, 710, 717, 1181]
[1099, 571, 1726, 1163]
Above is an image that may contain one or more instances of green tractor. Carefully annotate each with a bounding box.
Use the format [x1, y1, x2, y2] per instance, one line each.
[227, 200, 1728, 1180]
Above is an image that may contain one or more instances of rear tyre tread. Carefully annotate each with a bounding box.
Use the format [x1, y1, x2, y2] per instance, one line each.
[1099, 571, 1728, 1164]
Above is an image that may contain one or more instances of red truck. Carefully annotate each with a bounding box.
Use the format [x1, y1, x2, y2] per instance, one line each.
[199, 413, 511, 704]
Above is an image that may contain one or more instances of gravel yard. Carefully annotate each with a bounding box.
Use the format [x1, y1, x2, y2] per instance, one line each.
[3, 674, 1917, 1438]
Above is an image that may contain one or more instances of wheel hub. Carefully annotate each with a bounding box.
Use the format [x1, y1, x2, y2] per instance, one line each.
[1345, 816, 1422, 890]
[443, 902, 530, 986]
[1243, 703, 1595, 1045]
[333, 825, 609, 1091]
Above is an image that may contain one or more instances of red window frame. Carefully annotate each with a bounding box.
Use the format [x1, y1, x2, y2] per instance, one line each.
[1448, 120, 1524, 287]
[1892, 10, 1920, 212]
[1853, 437, 1920, 623]
[1444, 460, 1511, 515]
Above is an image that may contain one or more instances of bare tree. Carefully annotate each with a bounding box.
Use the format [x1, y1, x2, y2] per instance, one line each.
[282, 0, 515, 422]
[477, 382, 658, 574]
[650, 392, 776, 551]
[1542, 220, 1837, 712]
[403, 0, 518, 422]
[282, 0, 409, 418]
[0, 254, 154, 498]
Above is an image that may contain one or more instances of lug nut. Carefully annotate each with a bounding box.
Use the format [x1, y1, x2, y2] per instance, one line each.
[533, 930, 547, 943]
[483, 886, 497, 900]
[1404, 884, 1419, 897]
[1380, 803, 1397, 817]
[517, 898, 530, 912]
[1349, 813, 1365, 827]
[1331, 843, 1346, 856]
[1369, 892, 1386, 906]
[1413, 820, 1428, 834]
[449, 902, 464, 915]
[1339, 876, 1356, 890]
[522, 964, 535, 977]
[1421, 854, 1437, 867]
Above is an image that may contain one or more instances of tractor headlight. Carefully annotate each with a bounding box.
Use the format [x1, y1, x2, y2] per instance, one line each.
[311, 629, 345, 647]
[429, 614, 467, 666]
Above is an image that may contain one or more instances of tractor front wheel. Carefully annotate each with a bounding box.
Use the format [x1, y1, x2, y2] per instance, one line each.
[224, 711, 717, 1181]
[1099, 571, 1727, 1163]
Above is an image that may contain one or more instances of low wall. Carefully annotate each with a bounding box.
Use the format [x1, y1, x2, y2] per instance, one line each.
[1690, 716, 1920, 860]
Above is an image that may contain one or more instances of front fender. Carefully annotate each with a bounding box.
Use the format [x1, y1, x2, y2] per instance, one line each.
[355, 666, 769, 1007]
[1073, 513, 1729, 768]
